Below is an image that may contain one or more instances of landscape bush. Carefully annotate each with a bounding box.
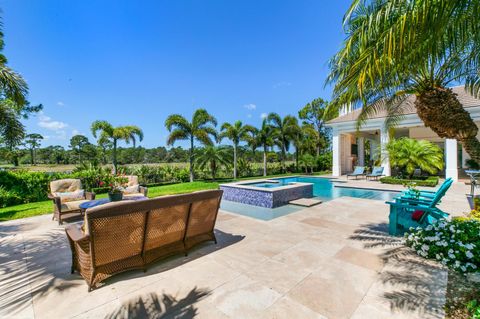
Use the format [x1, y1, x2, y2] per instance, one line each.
[0, 186, 23, 207]
[405, 218, 480, 273]
[379, 176, 439, 187]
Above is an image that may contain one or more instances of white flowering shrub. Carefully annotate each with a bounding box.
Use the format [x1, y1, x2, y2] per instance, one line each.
[405, 218, 480, 273]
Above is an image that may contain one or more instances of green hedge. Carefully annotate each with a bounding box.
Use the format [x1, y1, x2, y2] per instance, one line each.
[379, 176, 439, 187]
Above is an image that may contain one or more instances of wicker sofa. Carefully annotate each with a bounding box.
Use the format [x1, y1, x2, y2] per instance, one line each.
[65, 189, 223, 291]
[49, 179, 96, 224]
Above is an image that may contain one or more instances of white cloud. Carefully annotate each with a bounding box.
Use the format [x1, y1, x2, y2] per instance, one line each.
[247, 114, 252, 118]
[57, 101, 65, 106]
[273, 81, 292, 89]
[243, 103, 256, 110]
[260, 113, 268, 119]
[38, 117, 68, 130]
[72, 129, 80, 136]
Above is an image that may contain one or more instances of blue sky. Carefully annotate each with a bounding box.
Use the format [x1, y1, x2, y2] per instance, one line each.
[1, 0, 350, 148]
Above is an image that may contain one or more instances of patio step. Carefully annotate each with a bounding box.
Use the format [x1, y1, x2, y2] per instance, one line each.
[289, 198, 322, 207]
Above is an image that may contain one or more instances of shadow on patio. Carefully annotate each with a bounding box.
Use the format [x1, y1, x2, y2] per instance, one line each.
[0, 222, 244, 317]
[350, 222, 447, 318]
[105, 287, 211, 319]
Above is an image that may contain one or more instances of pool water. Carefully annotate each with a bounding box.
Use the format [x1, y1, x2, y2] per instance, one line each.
[245, 182, 282, 188]
[220, 176, 399, 220]
[273, 176, 399, 202]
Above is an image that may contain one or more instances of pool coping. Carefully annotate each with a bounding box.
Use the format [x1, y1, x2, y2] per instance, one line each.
[219, 177, 314, 193]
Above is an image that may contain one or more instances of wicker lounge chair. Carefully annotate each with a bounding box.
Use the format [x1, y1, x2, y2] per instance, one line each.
[122, 175, 148, 198]
[49, 179, 95, 224]
[347, 166, 365, 179]
[65, 189, 223, 291]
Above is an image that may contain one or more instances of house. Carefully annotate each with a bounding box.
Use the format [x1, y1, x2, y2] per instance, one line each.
[325, 85, 480, 182]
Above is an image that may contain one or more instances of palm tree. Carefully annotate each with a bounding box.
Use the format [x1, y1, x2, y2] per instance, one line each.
[267, 113, 297, 172]
[0, 103, 25, 166]
[165, 109, 217, 182]
[244, 127, 259, 158]
[195, 146, 231, 180]
[91, 121, 143, 174]
[328, 0, 480, 162]
[219, 120, 256, 179]
[386, 138, 444, 179]
[25, 133, 43, 165]
[256, 119, 275, 176]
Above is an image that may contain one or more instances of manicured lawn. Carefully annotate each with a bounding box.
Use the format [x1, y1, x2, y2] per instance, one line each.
[0, 172, 331, 222]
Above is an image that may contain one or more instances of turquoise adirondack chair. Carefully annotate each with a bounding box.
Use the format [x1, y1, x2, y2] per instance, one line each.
[397, 178, 453, 203]
[386, 179, 451, 235]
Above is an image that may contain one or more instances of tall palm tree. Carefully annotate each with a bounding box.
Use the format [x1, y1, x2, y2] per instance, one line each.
[0, 103, 25, 166]
[219, 120, 256, 179]
[328, 0, 480, 162]
[165, 109, 217, 182]
[244, 127, 259, 159]
[256, 119, 275, 176]
[195, 146, 231, 180]
[267, 113, 297, 172]
[91, 121, 143, 174]
[25, 133, 43, 165]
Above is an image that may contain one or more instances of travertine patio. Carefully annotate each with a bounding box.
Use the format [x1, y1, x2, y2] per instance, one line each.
[0, 180, 470, 319]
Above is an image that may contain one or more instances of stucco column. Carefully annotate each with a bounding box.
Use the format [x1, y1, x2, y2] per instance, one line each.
[380, 127, 391, 176]
[357, 137, 365, 166]
[332, 130, 341, 177]
[445, 139, 458, 182]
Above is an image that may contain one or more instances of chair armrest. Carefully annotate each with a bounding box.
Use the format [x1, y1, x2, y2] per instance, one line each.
[48, 194, 62, 210]
[139, 186, 148, 197]
[85, 191, 96, 200]
[65, 225, 89, 242]
[386, 201, 444, 213]
[395, 197, 433, 205]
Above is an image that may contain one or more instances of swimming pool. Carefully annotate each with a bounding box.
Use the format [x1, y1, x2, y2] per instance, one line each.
[219, 176, 399, 220]
[271, 176, 399, 202]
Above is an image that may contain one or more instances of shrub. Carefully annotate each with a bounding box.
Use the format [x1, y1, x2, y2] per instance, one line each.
[379, 176, 439, 187]
[0, 186, 23, 207]
[316, 152, 332, 171]
[405, 218, 480, 273]
[386, 138, 444, 178]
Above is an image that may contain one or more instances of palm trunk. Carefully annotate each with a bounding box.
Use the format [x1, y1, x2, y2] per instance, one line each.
[33, 148, 36, 165]
[415, 87, 480, 163]
[263, 145, 267, 176]
[189, 136, 194, 182]
[112, 139, 118, 175]
[30, 148, 34, 165]
[281, 145, 286, 173]
[233, 144, 237, 179]
[295, 147, 299, 172]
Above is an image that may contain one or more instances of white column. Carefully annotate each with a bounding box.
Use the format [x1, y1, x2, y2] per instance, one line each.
[380, 127, 391, 176]
[332, 131, 341, 177]
[357, 137, 365, 166]
[445, 139, 458, 181]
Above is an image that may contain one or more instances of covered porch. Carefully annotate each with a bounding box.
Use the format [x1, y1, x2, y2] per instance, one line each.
[330, 119, 473, 182]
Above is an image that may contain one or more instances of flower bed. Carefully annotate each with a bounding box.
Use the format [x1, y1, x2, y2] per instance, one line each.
[405, 218, 480, 273]
[380, 176, 439, 187]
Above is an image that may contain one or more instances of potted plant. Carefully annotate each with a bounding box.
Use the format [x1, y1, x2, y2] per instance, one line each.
[107, 176, 127, 202]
